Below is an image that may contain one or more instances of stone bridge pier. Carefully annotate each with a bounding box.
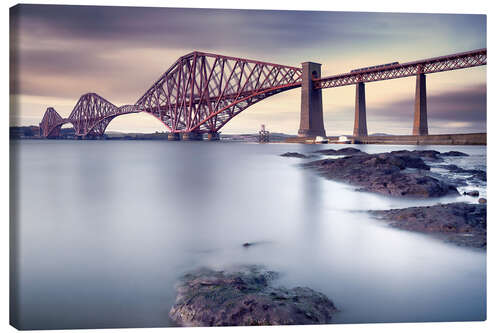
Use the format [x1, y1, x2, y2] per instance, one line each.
[167, 133, 180, 141]
[351, 74, 429, 137]
[413, 73, 428, 135]
[206, 132, 220, 141]
[353, 82, 368, 137]
[298, 62, 326, 137]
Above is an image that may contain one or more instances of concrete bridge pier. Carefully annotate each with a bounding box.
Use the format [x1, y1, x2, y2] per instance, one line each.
[167, 133, 180, 141]
[353, 82, 368, 137]
[413, 73, 428, 135]
[182, 132, 203, 141]
[298, 62, 326, 137]
[206, 132, 220, 141]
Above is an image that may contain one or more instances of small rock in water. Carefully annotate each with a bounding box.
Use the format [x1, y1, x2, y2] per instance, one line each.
[463, 190, 480, 197]
[242, 242, 252, 247]
[280, 152, 310, 159]
[314, 147, 366, 156]
[169, 265, 338, 326]
[441, 151, 469, 157]
[478, 198, 487, 204]
[410, 150, 442, 160]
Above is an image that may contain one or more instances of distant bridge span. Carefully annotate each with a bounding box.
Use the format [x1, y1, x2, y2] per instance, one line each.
[40, 94, 141, 137]
[40, 48, 486, 139]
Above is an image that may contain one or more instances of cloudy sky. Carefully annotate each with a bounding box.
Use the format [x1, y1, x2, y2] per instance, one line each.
[10, 4, 486, 135]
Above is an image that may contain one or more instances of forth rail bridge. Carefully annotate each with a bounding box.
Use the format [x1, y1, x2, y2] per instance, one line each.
[39, 48, 487, 141]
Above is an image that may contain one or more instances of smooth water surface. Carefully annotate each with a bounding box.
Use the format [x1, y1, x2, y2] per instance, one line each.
[10, 140, 486, 329]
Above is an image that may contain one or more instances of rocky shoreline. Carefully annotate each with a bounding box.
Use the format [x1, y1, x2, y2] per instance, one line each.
[302, 149, 461, 198]
[370, 202, 486, 249]
[169, 265, 338, 326]
[168, 149, 486, 327]
[280, 148, 487, 248]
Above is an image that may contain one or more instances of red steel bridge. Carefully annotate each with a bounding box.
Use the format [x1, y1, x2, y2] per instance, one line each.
[39, 48, 486, 140]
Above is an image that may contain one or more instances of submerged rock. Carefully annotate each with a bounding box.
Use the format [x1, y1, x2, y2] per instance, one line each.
[370, 202, 486, 249]
[303, 151, 458, 198]
[392, 150, 468, 160]
[280, 152, 311, 159]
[313, 147, 366, 156]
[242, 241, 271, 248]
[441, 151, 469, 157]
[169, 265, 338, 326]
[391, 149, 442, 160]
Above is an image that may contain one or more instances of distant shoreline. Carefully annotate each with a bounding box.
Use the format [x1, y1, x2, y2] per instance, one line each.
[9, 126, 486, 145]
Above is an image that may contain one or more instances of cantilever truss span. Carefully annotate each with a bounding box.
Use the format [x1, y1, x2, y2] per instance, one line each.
[135, 51, 302, 133]
[68, 93, 139, 136]
[40, 52, 302, 137]
[40, 94, 140, 138]
[39, 107, 64, 138]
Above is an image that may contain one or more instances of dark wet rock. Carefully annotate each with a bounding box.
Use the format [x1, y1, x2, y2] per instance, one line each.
[370, 202, 486, 249]
[303, 151, 458, 198]
[468, 170, 486, 182]
[169, 265, 338, 326]
[280, 152, 311, 159]
[393, 150, 469, 161]
[441, 151, 469, 157]
[337, 147, 366, 155]
[242, 241, 271, 248]
[463, 190, 480, 197]
[312, 149, 338, 155]
[313, 147, 367, 156]
[437, 164, 486, 182]
[439, 164, 460, 171]
[479, 198, 487, 204]
[409, 150, 442, 160]
[390, 149, 443, 161]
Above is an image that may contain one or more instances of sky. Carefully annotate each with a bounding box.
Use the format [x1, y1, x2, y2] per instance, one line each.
[9, 4, 486, 135]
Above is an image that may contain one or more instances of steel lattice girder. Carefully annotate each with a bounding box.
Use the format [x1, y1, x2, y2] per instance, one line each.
[39, 49, 487, 138]
[39, 94, 141, 138]
[316, 48, 487, 89]
[67, 93, 140, 136]
[135, 51, 302, 133]
[39, 107, 65, 137]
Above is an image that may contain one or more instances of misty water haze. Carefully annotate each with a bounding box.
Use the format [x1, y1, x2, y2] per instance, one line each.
[10, 141, 486, 329]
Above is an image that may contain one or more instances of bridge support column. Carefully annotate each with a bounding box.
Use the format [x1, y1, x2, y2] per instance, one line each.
[298, 62, 326, 137]
[353, 82, 368, 137]
[167, 133, 180, 141]
[413, 73, 428, 135]
[182, 132, 203, 141]
[206, 132, 220, 141]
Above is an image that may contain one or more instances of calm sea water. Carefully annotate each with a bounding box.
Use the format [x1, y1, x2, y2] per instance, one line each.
[10, 140, 486, 329]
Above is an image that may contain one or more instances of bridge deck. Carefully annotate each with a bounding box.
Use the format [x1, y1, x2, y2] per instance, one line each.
[316, 48, 486, 89]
